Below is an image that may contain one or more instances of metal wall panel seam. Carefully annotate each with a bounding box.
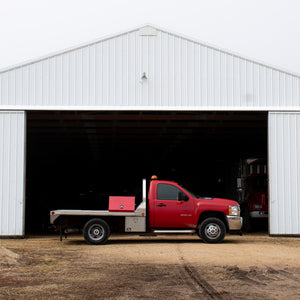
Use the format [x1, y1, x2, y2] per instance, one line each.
[289, 115, 296, 233]
[294, 114, 300, 233]
[5, 114, 11, 234]
[14, 114, 19, 234]
[279, 114, 285, 233]
[6, 114, 11, 234]
[274, 114, 280, 234]
[269, 113, 277, 234]
[89, 46, 93, 106]
[182, 37, 187, 106]
[280, 114, 285, 233]
[0, 115, 4, 234]
[149, 34, 155, 106]
[113, 39, 116, 106]
[231, 56, 236, 105]
[291, 115, 298, 232]
[158, 31, 162, 106]
[100, 43, 104, 107]
[291, 116, 296, 232]
[188, 40, 194, 106]
[133, 32, 138, 106]
[194, 43, 199, 106]
[274, 114, 279, 234]
[10, 115, 16, 234]
[126, 34, 130, 106]
[95, 44, 100, 106]
[22, 111, 26, 235]
[295, 115, 300, 232]
[2, 114, 8, 234]
[146, 35, 150, 106]
[286, 116, 291, 232]
[117, 36, 123, 106]
[5, 113, 10, 234]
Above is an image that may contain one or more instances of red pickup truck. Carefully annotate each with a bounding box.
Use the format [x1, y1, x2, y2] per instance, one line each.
[50, 177, 242, 244]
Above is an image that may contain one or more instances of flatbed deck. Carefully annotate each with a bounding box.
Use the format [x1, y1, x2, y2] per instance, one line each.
[50, 208, 146, 224]
[50, 179, 147, 225]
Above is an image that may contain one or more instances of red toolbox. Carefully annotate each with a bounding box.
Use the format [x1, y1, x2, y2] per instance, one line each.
[109, 196, 135, 212]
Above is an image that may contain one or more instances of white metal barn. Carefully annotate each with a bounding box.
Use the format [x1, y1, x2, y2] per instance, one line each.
[0, 25, 299, 237]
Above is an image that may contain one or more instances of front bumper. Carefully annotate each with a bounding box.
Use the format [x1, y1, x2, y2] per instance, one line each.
[227, 216, 243, 231]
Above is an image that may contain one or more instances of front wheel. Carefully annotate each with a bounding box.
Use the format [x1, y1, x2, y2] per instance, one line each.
[83, 218, 110, 245]
[198, 217, 226, 243]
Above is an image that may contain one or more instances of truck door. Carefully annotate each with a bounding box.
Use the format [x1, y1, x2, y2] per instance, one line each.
[153, 183, 194, 228]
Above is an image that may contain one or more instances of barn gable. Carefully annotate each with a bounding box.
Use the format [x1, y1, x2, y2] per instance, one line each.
[0, 24, 300, 110]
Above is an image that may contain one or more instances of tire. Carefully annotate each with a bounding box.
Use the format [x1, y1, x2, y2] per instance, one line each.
[198, 217, 226, 243]
[83, 218, 110, 245]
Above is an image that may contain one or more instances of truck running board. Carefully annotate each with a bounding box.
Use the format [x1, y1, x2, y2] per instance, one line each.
[152, 229, 196, 234]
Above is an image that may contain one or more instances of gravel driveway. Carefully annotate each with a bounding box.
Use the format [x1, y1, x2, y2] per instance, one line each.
[0, 233, 299, 299]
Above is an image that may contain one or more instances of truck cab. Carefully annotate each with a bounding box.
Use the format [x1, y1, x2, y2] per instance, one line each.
[148, 179, 242, 242]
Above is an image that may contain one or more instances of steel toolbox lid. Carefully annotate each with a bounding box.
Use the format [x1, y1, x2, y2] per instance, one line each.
[109, 196, 135, 212]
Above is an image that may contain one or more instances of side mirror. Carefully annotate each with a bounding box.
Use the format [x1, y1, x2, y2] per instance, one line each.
[178, 191, 189, 201]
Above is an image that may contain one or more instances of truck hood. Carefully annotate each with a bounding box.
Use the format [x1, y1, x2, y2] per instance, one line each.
[196, 197, 238, 206]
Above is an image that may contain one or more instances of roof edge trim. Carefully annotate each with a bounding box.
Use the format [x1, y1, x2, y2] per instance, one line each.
[152, 24, 300, 79]
[1, 105, 300, 112]
[0, 23, 152, 74]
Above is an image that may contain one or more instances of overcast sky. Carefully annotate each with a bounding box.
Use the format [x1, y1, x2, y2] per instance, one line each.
[1, 0, 300, 74]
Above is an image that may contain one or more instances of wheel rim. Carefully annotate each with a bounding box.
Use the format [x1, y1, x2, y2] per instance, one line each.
[88, 224, 105, 241]
[204, 223, 221, 239]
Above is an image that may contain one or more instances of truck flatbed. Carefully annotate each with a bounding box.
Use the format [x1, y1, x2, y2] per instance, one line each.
[50, 180, 147, 225]
[50, 207, 146, 224]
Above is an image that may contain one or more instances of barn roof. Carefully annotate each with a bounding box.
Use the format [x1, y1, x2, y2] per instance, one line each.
[1, 24, 299, 78]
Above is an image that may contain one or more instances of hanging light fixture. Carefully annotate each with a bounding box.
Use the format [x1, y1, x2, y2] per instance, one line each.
[140, 72, 147, 84]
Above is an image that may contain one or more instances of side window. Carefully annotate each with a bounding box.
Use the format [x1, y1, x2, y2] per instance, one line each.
[157, 184, 182, 200]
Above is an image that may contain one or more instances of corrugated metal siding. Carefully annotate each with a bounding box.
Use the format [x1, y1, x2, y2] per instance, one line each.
[0, 111, 25, 236]
[269, 112, 300, 235]
[0, 27, 300, 110]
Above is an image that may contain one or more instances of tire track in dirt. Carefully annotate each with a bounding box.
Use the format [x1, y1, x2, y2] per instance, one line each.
[265, 266, 299, 281]
[183, 264, 227, 300]
[175, 246, 228, 300]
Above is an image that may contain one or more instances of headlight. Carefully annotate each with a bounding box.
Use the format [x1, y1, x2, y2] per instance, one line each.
[229, 205, 240, 216]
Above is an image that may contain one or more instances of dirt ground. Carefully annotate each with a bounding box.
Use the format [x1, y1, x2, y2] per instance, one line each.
[0, 233, 300, 299]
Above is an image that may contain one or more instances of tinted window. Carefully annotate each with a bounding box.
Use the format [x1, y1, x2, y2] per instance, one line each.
[157, 184, 182, 200]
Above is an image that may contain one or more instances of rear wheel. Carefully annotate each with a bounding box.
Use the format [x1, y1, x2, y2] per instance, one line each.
[198, 217, 226, 243]
[83, 218, 110, 245]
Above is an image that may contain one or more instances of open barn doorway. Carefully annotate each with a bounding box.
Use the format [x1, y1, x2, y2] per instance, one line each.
[25, 111, 268, 233]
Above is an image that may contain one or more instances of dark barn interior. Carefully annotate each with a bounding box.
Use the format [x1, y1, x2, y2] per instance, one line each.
[25, 111, 268, 233]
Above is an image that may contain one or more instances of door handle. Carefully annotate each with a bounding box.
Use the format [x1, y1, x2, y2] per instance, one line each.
[156, 203, 166, 207]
